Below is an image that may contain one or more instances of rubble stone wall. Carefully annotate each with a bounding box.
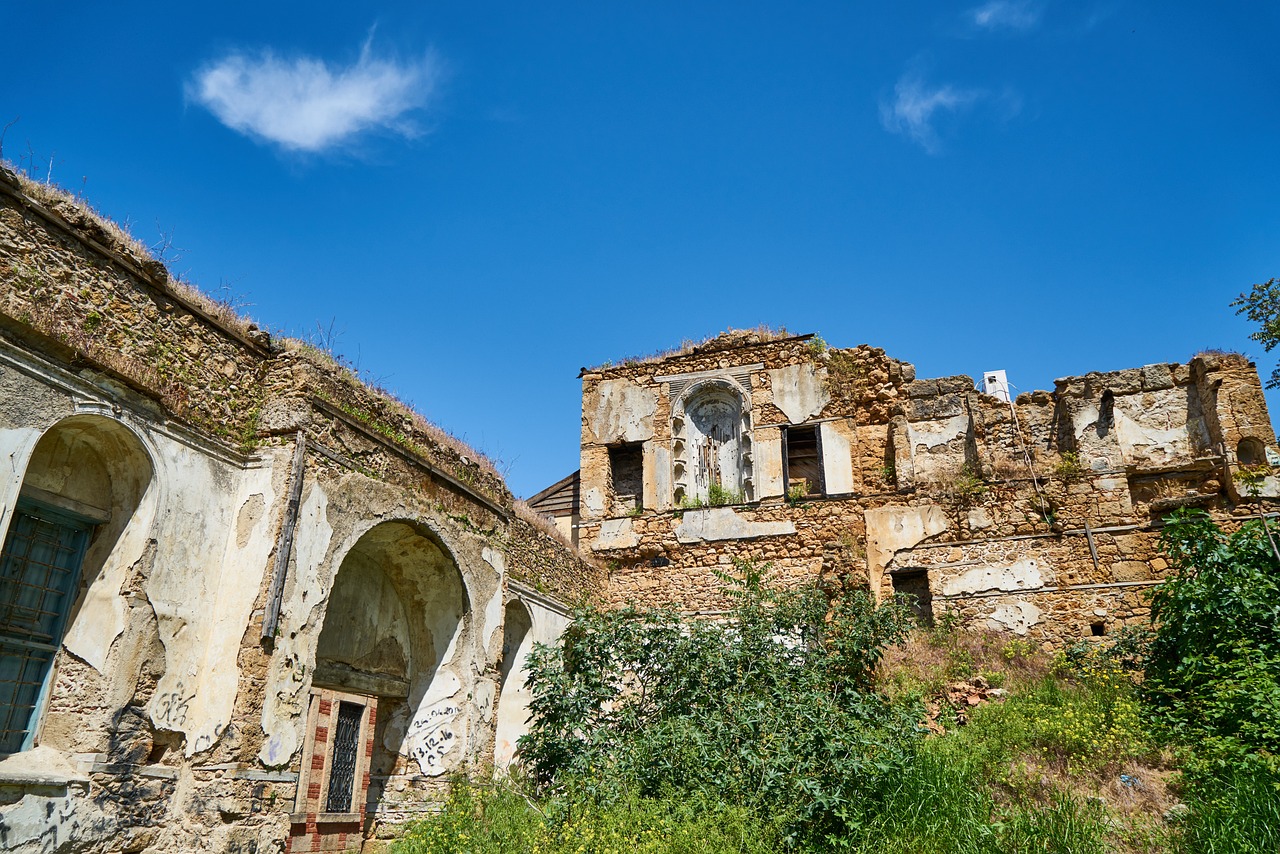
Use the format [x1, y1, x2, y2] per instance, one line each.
[580, 331, 1278, 648]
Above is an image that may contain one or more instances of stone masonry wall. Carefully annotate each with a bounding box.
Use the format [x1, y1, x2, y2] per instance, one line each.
[580, 329, 1278, 649]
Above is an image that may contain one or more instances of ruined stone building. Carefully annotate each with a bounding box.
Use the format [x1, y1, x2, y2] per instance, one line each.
[0, 167, 603, 852]
[3, 156, 1278, 854]
[531, 328, 1278, 644]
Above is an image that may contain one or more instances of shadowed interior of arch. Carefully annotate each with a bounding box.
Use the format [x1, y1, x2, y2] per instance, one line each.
[311, 520, 468, 812]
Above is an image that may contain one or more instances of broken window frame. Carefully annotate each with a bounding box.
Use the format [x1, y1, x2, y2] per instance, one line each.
[782, 424, 825, 497]
[607, 442, 645, 515]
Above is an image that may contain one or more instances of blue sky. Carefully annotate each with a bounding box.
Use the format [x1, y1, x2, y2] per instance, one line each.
[4, 2, 1278, 497]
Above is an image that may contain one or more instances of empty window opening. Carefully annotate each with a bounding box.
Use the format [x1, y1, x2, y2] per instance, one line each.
[324, 701, 364, 813]
[1096, 390, 1115, 436]
[784, 426, 824, 496]
[1090, 622, 1106, 637]
[891, 570, 933, 627]
[609, 443, 644, 514]
[1238, 437, 1267, 467]
[0, 502, 92, 754]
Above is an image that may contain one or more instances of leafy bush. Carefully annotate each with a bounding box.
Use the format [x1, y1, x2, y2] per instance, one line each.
[1145, 509, 1280, 850]
[518, 561, 920, 846]
[1147, 510, 1280, 767]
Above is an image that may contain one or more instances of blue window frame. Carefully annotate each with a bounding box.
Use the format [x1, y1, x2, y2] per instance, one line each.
[0, 500, 92, 754]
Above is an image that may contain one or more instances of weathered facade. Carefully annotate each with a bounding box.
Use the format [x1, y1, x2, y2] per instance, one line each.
[0, 168, 603, 853]
[554, 329, 1278, 643]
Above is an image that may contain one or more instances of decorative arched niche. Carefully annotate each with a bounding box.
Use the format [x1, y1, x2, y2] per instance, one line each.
[300, 520, 468, 827]
[0, 414, 155, 754]
[492, 598, 534, 772]
[671, 378, 753, 505]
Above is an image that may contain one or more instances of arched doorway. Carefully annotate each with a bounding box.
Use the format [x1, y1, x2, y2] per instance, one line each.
[0, 415, 153, 754]
[294, 520, 468, 839]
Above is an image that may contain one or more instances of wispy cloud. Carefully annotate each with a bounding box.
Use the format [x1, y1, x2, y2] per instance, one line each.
[967, 0, 1043, 31]
[880, 72, 984, 154]
[187, 38, 439, 152]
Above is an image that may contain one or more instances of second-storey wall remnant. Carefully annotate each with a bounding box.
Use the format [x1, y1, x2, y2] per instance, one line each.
[531, 328, 1277, 647]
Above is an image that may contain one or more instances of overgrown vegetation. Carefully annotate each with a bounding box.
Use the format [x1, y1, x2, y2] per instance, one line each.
[394, 514, 1280, 852]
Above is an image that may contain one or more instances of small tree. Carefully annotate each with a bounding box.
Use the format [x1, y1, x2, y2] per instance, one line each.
[1232, 277, 1280, 388]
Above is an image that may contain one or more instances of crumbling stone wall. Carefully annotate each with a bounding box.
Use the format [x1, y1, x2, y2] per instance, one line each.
[0, 167, 601, 854]
[578, 330, 1278, 649]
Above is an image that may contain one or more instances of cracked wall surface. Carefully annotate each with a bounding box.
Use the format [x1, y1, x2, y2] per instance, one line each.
[0, 167, 602, 853]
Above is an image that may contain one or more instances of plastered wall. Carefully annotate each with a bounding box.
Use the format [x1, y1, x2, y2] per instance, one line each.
[0, 168, 602, 853]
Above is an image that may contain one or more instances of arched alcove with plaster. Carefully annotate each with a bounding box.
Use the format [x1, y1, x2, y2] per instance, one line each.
[309, 519, 470, 819]
[672, 379, 752, 504]
[492, 598, 534, 772]
[1, 414, 156, 754]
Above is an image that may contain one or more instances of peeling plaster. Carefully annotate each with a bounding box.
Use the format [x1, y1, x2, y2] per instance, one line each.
[259, 482, 332, 768]
[592, 517, 638, 551]
[754, 427, 785, 498]
[942, 559, 1046, 597]
[674, 507, 795, 544]
[768, 364, 829, 423]
[62, 487, 157, 673]
[987, 601, 1043, 635]
[585, 379, 657, 444]
[865, 505, 949, 600]
[819, 422, 854, 494]
[481, 547, 508, 654]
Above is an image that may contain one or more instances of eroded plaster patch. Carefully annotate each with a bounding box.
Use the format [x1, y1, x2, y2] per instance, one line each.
[942, 559, 1046, 597]
[404, 670, 464, 776]
[674, 507, 795, 544]
[593, 517, 638, 551]
[986, 601, 1043, 635]
[585, 379, 657, 444]
[768, 364, 829, 424]
[258, 482, 332, 768]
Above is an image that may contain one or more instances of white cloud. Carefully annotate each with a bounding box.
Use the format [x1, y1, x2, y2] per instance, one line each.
[188, 39, 439, 152]
[880, 72, 983, 154]
[968, 0, 1042, 31]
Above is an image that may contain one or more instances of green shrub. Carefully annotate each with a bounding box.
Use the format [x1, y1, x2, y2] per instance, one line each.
[1146, 510, 1280, 764]
[518, 561, 920, 846]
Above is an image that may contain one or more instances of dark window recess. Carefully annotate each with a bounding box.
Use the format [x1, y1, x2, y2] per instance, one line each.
[609, 444, 644, 513]
[1238, 438, 1267, 467]
[1090, 622, 1106, 637]
[324, 702, 363, 813]
[891, 571, 934, 627]
[784, 426, 823, 495]
[1097, 390, 1115, 436]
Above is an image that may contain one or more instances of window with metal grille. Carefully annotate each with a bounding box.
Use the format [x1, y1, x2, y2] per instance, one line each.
[783, 426, 824, 496]
[324, 701, 364, 813]
[0, 502, 91, 754]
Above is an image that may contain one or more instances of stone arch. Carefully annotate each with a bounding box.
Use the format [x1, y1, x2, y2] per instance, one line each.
[0, 414, 155, 753]
[673, 378, 751, 504]
[308, 519, 470, 819]
[493, 597, 534, 772]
